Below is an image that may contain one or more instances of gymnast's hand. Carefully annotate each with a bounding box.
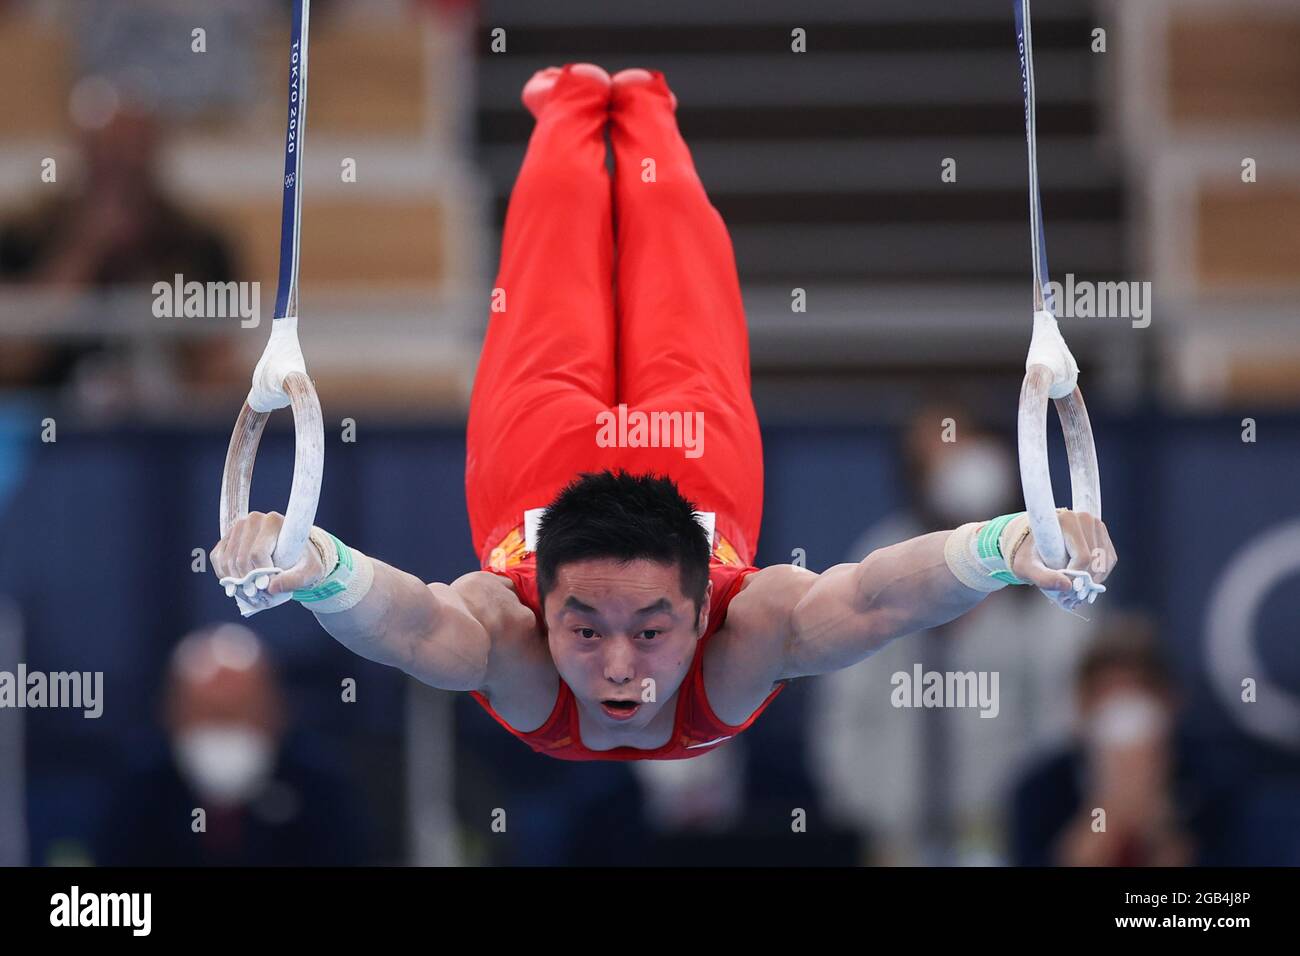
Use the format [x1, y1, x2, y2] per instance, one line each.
[1007, 510, 1117, 611]
[211, 510, 331, 606]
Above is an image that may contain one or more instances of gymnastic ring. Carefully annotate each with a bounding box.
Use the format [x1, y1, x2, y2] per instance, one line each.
[1017, 366, 1102, 570]
[219, 370, 324, 569]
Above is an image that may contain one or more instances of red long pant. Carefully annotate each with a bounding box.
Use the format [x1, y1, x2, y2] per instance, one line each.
[465, 67, 764, 567]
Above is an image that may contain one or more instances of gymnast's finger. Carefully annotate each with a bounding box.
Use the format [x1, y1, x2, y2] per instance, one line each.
[1091, 517, 1118, 584]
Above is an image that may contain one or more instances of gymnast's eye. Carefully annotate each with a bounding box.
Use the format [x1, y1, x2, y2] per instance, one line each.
[639, 630, 661, 640]
[575, 628, 598, 640]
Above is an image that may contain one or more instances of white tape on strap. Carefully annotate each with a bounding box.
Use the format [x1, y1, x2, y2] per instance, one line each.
[247, 316, 308, 413]
[1024, 310, 1079, 400]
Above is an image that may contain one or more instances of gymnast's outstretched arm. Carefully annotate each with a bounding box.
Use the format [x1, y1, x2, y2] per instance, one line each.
[724, 510, 1116, 685]
[211, 511, 537, 692]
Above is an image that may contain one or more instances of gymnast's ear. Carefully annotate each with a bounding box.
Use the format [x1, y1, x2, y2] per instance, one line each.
[695, 580, 713, 634]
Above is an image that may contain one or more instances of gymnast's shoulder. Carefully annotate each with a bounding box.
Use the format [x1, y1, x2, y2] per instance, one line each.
[444, 571, 555, 716]
[442, 570, 541, 646]
[704, 563, 820, 719]
[727, 561, 820, 626]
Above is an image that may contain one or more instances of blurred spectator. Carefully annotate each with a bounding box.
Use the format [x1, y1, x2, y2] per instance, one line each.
[1, 105, 230, 286]
[453, 693, 652, 866]
[1009, 618, 1199, 866]
[633, 739, 745, 833]
[631, 679, 849, 864]
[94, 623, 369, 866]
[809, 403, 1096, 864]
[0, 94, 239, 392]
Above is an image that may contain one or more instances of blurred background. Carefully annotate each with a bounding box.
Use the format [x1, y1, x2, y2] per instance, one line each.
[1, 0, 1299, 866]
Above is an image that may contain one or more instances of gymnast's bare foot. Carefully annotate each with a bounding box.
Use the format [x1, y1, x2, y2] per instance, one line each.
[522, 63, 611, 118]
[611, 68, 677, 112]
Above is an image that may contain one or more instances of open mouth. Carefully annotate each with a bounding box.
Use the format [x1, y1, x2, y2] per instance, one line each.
[600, 700, 641, 721]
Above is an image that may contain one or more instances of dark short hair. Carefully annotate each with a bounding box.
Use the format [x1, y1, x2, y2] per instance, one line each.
[1077, 616, 1172, 694]
[536, 470, 711, 614]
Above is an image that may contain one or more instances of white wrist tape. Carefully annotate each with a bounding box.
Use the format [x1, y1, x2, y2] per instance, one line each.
[944, 513, 1032, 592]
[292, 528, 374, 613]
[945, 523, 1007, 592]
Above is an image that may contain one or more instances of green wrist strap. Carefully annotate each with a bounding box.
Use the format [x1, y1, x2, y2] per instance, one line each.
[293, 532, 352, 603]
[977, 512, 1030, 586]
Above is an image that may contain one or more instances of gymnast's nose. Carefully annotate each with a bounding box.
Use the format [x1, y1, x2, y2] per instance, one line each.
[602, 636, 636, 684]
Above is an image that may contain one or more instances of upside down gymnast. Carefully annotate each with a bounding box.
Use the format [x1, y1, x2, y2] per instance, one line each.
[211, 64, 1117, 761]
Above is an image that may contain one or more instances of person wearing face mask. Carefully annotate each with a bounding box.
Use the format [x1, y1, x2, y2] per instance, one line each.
[94, 624, 368, 865]
[1010, 620, 1201, 867]
[808, 403, 1099, 864]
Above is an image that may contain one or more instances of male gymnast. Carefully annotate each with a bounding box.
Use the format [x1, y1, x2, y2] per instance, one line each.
[212, 65, 1117, 761]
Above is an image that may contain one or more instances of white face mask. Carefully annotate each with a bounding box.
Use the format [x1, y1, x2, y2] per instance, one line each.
[1086, 693, 1167, 748]
[173, 725, 275, 805]
[923, 440, 1016, 523]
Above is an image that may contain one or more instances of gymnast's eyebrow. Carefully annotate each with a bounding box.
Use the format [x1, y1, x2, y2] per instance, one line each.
[631, 598, 673, 617]
[561, 596, 599, 615]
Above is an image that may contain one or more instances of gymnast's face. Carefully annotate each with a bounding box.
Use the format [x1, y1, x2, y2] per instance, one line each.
[544, 558, 711, 732]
